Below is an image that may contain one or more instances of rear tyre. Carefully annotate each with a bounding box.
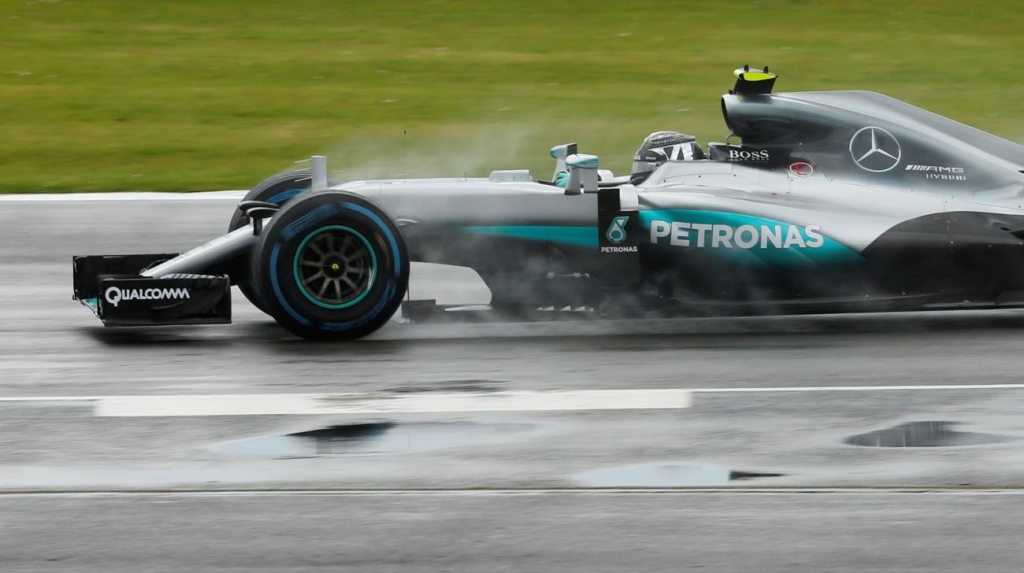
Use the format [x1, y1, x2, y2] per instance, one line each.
[253, 191, 409, 341]
[229, 169, 339, 311]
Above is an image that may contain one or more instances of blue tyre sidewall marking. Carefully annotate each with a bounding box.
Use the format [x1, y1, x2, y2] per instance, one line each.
[321, 279, 398, 332]
[342, 202, 403, 278]
[266, 187, 307, 205]
[269, 200, 405, 332]
[292, 225, 377, 310]
[270, 243, 312, 327]
[282, 204, 339, 241]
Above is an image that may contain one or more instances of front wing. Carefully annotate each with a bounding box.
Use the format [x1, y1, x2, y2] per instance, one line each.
[72, 254, 231, 326]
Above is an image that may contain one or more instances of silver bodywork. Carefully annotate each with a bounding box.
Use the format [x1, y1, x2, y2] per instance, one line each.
[140, 90, 1024, 305]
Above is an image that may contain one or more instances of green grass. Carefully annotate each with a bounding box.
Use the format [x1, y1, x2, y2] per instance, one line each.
[1, 0, 1023, 192]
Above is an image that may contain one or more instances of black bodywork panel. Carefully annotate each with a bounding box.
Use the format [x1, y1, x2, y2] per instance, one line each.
[73, 255, 232, 326]
[72, 253, 178, 301]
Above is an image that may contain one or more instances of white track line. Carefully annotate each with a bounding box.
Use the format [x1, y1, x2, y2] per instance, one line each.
[0, 191, 246, 202]
[3, 383, 1024, 417]
[92, 390, 692, 417]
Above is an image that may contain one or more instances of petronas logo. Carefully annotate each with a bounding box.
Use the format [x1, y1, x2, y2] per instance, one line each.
[606, 216, 629, 244]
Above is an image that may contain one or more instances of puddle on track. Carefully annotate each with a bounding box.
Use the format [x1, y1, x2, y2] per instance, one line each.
[215, 421, 540, 457]
[574, 463, 783, 487]
[844, 421, 1013, 448]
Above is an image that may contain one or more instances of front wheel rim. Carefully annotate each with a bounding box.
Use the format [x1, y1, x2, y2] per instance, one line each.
[293, 226, 377, 309]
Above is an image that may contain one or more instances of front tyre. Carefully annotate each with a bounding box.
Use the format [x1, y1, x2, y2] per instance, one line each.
[229, 169, 339, 312]
[253, 191, 409, 341]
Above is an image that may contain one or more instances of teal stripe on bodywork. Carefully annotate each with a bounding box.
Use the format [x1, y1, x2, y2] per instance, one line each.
[640, 209, 861, 266]
[463, 226, 598, 248]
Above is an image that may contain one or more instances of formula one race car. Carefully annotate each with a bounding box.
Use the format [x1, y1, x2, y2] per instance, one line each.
[73, 66, 1024, 340]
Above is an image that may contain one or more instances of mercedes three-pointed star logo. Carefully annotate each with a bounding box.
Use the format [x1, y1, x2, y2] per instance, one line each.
[849, 126, 901, 173]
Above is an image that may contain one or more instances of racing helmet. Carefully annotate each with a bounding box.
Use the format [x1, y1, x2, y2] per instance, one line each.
[631, 131, 702, 183]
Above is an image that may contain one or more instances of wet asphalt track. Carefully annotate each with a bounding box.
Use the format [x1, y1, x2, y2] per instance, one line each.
[5, 197, 1024, 571]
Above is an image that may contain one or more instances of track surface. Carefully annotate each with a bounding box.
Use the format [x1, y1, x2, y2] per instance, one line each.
[5, 491, 1024, 573]
[4, 197, 1024, 570]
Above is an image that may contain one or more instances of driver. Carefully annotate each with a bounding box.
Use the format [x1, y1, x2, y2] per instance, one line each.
[553, 130, 704, 188]
[630, 131, 705, 184]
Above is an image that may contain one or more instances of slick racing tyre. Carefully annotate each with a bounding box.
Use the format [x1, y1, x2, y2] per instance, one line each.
[228, 169, 339, 311]
[253, 191, 409, 341]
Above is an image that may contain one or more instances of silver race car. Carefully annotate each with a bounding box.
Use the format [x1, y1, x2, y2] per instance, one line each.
[74, 67, 1024, 340]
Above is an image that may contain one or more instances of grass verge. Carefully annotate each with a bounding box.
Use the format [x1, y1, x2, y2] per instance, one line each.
[1, 0, 1022, 191]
